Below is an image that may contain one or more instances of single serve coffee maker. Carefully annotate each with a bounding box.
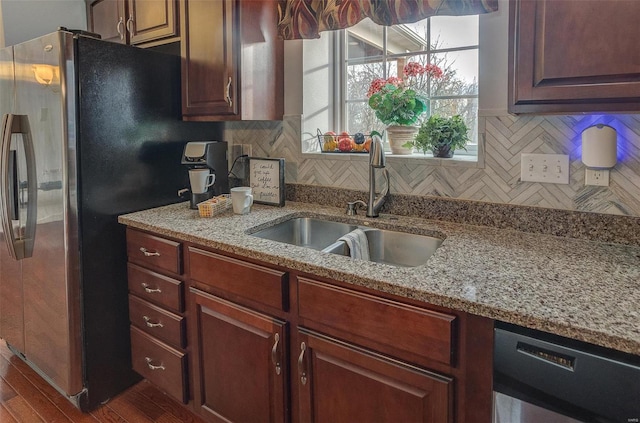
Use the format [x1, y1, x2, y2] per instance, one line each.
[179, 141, 229, 209]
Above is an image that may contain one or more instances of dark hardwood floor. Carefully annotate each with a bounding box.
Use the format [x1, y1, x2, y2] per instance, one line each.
[0, 341, 206, 423]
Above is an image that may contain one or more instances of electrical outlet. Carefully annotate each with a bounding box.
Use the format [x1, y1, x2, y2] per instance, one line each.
[230, 144, 247, 181]
[237, 155, 249, 182]
[231, 144, 243, 162]
[585, 169, 610, 186]
[242, 144, 252, 157]
[520, 153, 570, 184]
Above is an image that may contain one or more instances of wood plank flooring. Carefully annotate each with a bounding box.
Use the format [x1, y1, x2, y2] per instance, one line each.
[0, 341, 207, 423]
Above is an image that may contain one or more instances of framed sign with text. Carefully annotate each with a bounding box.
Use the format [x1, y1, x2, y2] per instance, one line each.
[249, 157, 285, 206]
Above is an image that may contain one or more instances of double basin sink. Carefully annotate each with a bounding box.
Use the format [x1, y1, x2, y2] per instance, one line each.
[250, 217, 443, 268]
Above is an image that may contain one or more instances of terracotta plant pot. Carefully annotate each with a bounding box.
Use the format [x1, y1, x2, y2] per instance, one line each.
[386, 125, 418, 155]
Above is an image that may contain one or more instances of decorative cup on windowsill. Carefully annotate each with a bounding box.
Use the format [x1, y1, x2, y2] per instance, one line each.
[367, 62, 443, 155]
[403, 115, 469, 159]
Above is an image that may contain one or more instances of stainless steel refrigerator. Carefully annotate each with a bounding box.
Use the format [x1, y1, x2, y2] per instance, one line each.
[0, 30, 224, 410]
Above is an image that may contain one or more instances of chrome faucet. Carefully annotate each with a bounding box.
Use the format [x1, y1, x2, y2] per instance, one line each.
[345, 136, 389, 217]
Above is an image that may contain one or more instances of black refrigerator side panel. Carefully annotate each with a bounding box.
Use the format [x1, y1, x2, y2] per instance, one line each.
[75, 37, 223, 410]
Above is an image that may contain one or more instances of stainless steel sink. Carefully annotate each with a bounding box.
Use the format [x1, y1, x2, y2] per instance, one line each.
[250, 216, 443, 268]
[323, 228, 443, 267]
[250, 217, 358, 250]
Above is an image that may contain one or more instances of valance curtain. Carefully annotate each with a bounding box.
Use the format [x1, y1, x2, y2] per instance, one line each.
[277, 0, 498, 40]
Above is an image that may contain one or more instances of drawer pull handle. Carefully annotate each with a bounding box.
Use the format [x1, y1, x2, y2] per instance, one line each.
[298, 342, 307, 385]
[145, 357, 165, 371]
[271, 333, 281, 375]
[143, 315, 164, 328]
[139, 247, 160, 257]
[141, 282, 162, 294]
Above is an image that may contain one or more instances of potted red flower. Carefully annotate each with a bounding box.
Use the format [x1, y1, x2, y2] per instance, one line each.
[367, 62, 443, 154]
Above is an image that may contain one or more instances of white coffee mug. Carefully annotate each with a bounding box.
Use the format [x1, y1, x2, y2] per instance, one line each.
[231, 187, 253, 215]
[189, 169, 215, 194]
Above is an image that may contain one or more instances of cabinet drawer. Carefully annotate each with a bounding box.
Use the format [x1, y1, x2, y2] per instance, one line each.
[129, 295, 185, 348]
[130, 326, 188, 404]
[127, 228, 182, 275]
[188, 247, 288, 311]
[128, 263, 184, 313]
[298, 277, 456, 367]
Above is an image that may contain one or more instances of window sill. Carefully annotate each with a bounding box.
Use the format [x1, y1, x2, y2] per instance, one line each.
[301, 151, 482, 168]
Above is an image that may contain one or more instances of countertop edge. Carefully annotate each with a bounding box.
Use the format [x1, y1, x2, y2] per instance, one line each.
[119, 204, 640, 356]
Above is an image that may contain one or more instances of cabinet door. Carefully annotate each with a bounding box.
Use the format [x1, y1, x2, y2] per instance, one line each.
[191, 288, 287, 423]
[181, 0, 237, 118]
[509, 0, 640, 113]
[87, 0, 127, 44]
[127, 0, 179, 45]
[297, 329, 453, 423]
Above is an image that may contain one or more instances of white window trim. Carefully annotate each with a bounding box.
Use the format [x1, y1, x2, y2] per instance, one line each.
[300, 18, 484, 167]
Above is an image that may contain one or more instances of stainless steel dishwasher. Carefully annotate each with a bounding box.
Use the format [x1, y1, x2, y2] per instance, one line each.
[493, 323, 640, 423]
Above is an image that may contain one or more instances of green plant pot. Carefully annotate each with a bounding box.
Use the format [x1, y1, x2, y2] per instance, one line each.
[432, 145, 454, 158]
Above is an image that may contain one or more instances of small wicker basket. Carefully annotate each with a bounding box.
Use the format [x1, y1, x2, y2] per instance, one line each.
[197, 194, 231, 217]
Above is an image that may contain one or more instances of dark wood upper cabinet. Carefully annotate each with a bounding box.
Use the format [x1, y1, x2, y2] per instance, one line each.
[181, 0, 284, 121]
[87, 0, 127, 44]
[87, 0, 179, 47]
[127, 0, 179, 45]
[509, 0, 640, 114]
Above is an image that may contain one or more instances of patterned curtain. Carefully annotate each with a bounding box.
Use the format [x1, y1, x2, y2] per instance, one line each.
[277, 0, 499, 40]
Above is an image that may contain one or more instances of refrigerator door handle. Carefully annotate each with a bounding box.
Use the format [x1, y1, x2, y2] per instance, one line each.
[0, 114, 37, 260]
[0, 113, 14, 257]
[8, 150, 18, 220]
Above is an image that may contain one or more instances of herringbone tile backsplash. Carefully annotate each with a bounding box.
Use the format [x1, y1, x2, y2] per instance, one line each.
[224, 113, 640, 217]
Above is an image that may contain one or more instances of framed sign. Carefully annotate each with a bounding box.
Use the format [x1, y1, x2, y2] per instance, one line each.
[249, 157, 285, 206]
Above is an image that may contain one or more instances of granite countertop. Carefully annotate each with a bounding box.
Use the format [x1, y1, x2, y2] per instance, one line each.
[119, 201, 640, 356]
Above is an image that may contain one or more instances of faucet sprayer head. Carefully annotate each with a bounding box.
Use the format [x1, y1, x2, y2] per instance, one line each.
[369, 135, 386, 168]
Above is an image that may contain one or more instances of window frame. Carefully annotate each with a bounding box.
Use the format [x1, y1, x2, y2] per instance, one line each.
[335, 17, 480, 158]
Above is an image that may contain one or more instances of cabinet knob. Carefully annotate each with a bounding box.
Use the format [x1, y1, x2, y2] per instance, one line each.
[298, 342, 307, 385]
[126, 16, 134, 34]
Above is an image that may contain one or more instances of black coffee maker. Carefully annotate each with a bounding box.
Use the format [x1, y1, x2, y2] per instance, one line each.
[179, 141, 229, 209]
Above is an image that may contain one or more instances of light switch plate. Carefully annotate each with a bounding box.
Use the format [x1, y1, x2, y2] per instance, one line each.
[520, 153, 570, 184]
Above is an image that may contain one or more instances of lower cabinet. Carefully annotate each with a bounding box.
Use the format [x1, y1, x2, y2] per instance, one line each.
[125, 230, 493, 422]
[126, 228, 188, 404]
[297, 329, 453, 423]
[190, 288, 287, 423]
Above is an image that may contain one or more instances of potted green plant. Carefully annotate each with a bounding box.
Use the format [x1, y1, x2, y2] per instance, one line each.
[367, 62, 443, 154]
[405, 115, 469, 158]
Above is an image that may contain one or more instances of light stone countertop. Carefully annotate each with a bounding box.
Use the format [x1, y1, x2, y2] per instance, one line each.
[119, 201, 640, 356]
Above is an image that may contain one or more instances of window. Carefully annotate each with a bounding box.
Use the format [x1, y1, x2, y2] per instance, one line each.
[305, 15, 479, 158]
